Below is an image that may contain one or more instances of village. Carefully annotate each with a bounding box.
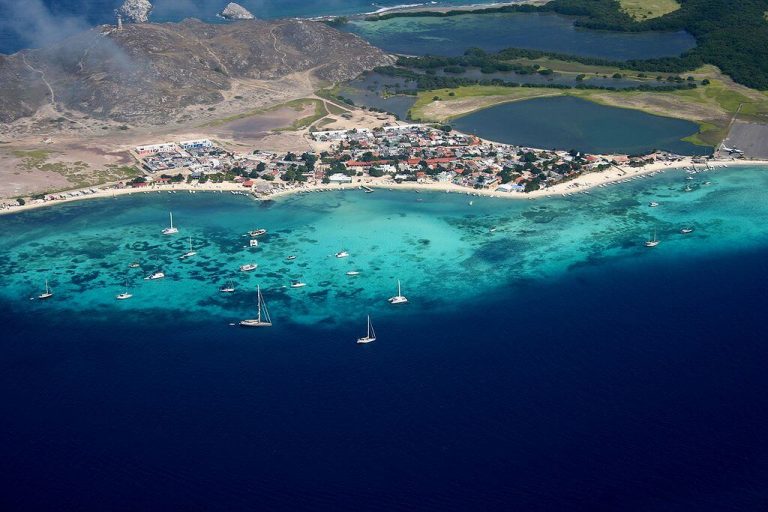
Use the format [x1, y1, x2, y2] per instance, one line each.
[3, 124, 703, 211]
[127, 125, 692, 193]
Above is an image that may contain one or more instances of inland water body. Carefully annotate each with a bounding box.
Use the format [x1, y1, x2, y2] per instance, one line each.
[342, 12, 696, 59]
[2, 167, 768, 510]
[452, 96, 711, 155]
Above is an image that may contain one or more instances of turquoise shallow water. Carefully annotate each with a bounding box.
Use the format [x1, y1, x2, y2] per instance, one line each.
[4, 167, 768, 510]
[1, 167, 766, 326]
[343, 12, 696, 59]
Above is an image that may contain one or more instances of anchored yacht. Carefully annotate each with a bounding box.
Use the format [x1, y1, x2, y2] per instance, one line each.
[239, 286, 272, 327]
[162, 212, 178, 235]
[388, 279, 408, 304]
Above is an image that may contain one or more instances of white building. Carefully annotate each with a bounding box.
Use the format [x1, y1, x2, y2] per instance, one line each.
[328, 173, 353, 184]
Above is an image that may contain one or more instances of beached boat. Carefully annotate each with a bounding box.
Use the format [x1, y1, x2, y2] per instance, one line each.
[220, 280, 235, 293]
[248, 229, 267, 237]
[240, 263, 258, 272]
[645, 230, 660, 248]
[162, 212, 178, 235]
[38, 280, 53, 300]
[180, 236, 197, 259]
[388, 279, 408, 304]
[357, 315, 376, 344]
[145, 272, 165, 280]
[239, 285, 272, 327]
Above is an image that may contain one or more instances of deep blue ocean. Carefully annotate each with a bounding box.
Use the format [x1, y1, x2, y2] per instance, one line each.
[2, 169, 768, 510]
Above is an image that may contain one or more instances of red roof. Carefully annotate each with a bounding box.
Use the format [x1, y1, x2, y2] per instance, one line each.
[346, 160, 390, 167]
[242, 180, 254, 187]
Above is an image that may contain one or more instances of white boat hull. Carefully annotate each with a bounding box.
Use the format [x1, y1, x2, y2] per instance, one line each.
[162, 228, 178, 235]
[388, 296, 408, 304]
[239, 320, 272, 327]
[357, 337, 375, 344]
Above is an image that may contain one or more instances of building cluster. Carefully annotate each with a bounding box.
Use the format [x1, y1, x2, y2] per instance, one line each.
[129, 126, 686, 194]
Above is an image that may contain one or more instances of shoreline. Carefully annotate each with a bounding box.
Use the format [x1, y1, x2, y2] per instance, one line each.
[3, 158, 766, 217]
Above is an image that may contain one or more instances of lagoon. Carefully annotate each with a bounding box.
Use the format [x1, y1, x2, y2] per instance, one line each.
[343, 12, 697, 59]
[452, 96, 710, 155]
[3, 169, 768, 509]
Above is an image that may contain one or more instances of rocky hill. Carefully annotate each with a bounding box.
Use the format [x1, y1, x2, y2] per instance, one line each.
[0, 18, 392, 125]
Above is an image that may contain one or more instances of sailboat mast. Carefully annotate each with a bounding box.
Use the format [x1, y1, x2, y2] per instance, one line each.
[170, 212, 173, 229]
[367, 315, 371, 337]
[257, 286, 262, 323]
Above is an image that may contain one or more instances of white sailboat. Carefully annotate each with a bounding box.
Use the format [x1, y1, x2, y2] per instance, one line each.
[239, 285, 272, 327]
[220, 280, 236, 293]
[116, 280, 133, 300]
[38, 279, 53, 300]
[357, 315, 376, 344]
[162, 212, 178, 235]
[388, 279, 408, 304]
[180, 236, 197, 259]
[645, 230, 660, 248]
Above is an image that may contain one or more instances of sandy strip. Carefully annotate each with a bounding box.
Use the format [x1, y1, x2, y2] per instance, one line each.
[2, 158, 767, 217]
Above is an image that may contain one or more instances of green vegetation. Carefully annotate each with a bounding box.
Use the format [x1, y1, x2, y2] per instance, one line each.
[619, 0, 681, 20]
[367, 0, 768, 90]
[276, 99, 329, 131]
[204, 98, 329, 132]
[11, 150, 140, 189]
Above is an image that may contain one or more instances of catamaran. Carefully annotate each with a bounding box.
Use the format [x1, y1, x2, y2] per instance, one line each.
[239, 285, 272, 327]
[180, 236, 197, 259]
[220, 280, 235, 293]
[38, 280, 53, 300]
[240, 263, 258, 272]
[357, 315, 376, 344]
[116, 280, 133, 300]
[162, 212, 178, 235]
[388, 279, 408, 304]
[645, 230, 660, 248]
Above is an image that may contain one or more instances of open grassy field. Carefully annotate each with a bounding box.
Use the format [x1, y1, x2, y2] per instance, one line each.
[409, 66, 768, 147]
[619, 0, 680, 20]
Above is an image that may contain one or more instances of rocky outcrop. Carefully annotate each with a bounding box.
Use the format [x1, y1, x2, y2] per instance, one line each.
[0, 19, 394, 125]
[117, 0, 153, 23]
[219, 2, 255, 20]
